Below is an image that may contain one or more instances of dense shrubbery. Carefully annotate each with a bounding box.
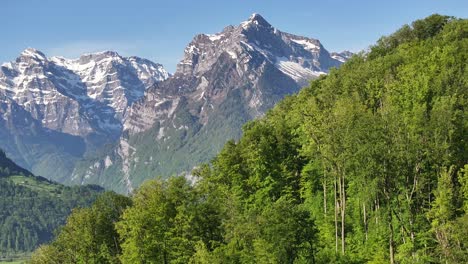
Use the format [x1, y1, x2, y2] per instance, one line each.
[31, 15, 467, 263]
[30, 192, 131, 263]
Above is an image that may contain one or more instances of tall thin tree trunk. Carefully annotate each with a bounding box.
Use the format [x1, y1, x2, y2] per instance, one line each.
[375, 198, 379, 225]
[389, 211, 395, 264]
[363, 203, 368, 241]
[334, 176, 338, 254]
[385, 186, 395, 264]
[337, 170, 345, 255]
[323, 169, 327, 215]
[341, 174, 346, 255]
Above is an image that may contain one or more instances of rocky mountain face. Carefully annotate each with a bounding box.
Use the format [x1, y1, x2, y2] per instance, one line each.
[0, 49, 169, 181]
[71, 14, 352, 193]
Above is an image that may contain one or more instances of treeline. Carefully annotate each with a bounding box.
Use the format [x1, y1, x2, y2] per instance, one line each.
[31, 14, 467, 263]
[0, 150, 103, 258]
[0, 149, 33, 178]
[0, 179, 102, 257]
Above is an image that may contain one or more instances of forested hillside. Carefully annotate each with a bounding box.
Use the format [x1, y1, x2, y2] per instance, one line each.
[0, 150, 104, 260]
[31, 14, 467, 263]
[0, 149, 32, 178]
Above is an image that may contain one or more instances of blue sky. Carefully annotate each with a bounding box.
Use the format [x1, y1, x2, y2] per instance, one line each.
[2, 0, 467, 72]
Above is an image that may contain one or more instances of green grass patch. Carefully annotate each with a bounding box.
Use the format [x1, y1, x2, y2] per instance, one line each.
[8, 175, 61, 194]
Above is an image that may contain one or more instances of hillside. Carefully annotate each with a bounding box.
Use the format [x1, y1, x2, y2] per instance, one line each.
[0, 150, 103, 261]
[0, 150, 31, 178]
[31, 15, 468, 263]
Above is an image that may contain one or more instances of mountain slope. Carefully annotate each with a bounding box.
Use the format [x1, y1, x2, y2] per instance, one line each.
[0, 149, 32, 177]
[72, 14, 351, 192]
[0, 50, 169, 181]
[0, 149, 103, 260]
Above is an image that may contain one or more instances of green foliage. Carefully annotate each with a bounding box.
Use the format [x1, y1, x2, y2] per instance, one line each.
[29, 192, 131, 264]
[0, 176, 102, 259]
[459, 165, 468, 213]
[0, 150, 103, 260]
[368, 14, 453, 59]
[116, 176, 222, 264]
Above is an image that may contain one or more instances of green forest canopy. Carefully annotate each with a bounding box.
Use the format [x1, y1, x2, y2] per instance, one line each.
[0, 150, 103, 260]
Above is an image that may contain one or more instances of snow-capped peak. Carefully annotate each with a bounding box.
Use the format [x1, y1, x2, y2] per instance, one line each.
[83, 50, 120, 57]
[176, 13, 351, 82]
[241, 13, 272, 29]
[249, 13, 260, 19]
[248, 13, 270, 26]
[20, 48, 48, 61]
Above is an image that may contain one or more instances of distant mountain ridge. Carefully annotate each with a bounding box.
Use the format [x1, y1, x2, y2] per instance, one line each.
[1, 48, 169, 136]
[0, 49, 169, 181]
[0, 14, 351, 192]
[71, 13, 352, 192]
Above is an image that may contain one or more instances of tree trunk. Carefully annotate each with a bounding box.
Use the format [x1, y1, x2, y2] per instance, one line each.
[389, 219, 395, 264]
[323, 170, 327, 215]
[334, 176, 338, 254]
[337, 170, 345, 255]
[386, 191, 395, 264]
[363, 203, 368, 241]
[341, 174, 346, 255]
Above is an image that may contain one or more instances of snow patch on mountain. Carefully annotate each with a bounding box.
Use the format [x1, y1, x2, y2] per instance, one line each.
[290, 39, 320, 52]
[275, 57, 324, 81]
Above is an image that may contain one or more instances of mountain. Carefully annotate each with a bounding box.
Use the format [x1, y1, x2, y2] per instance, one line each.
[0, 149, 103, 260]
[330, 50, 354, 63]
[0, 49, 169, 181]
[71, 13, 352, 193]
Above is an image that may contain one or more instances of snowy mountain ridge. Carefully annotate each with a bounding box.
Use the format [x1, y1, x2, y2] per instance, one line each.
[0, 14, 352, 191]
[72, 13, 353, 192]
[0, 48, 169, 136]
[0, 48, 169, 181]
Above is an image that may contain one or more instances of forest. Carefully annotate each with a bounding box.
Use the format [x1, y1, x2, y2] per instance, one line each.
[30, 14, 467, 263]
[0, 150, 103, 260]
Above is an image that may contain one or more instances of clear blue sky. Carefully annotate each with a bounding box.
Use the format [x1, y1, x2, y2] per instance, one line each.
[2, 0, 466, 72]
